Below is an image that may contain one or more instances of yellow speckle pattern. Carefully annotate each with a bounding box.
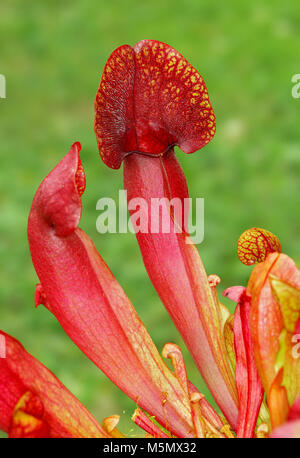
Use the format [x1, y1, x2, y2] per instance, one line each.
[95, 40, 216, 168]
[237, 227, 281, 266]
[133, 40, 216, 154]
[75, 157, 86, 197]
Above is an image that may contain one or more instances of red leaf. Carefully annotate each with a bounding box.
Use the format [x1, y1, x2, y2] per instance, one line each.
[28, 144, 195, 438]
[0, 331, 111, 438]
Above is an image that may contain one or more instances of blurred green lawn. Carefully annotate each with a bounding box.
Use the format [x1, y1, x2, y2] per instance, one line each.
[0, 0, 299, 437]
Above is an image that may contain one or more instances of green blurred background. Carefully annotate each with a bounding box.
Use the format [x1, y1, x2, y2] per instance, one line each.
[0, 0, 299, 437]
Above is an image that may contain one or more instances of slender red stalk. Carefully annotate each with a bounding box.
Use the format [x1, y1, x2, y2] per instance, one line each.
[123, 152, 238, 427]
[132, 409, 169, 438]
[95, 40, 238, 428]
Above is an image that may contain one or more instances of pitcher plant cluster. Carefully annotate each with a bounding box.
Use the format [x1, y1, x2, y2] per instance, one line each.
[1, 40, 299, 439]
